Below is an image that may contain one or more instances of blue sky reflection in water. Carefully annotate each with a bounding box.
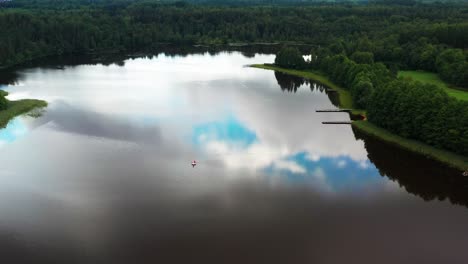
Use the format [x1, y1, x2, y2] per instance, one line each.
[0, 52, 468, 264]
[191, 113, 382, 192]
[0, 118, 28, 145]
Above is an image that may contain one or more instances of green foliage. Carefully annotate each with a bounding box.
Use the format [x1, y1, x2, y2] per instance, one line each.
[315, 49, 391, 109]
[287, 32, 467, 156]
[435, 49, 468, 87]
[0, 99, 47, 128]
[1, 1, 468, 87]
[0, 90, 8, 110]
[398, 70, 468, 101]
[274, 47, 306, 69]
[367, 79, 468, 156]
[0, 96, 7, 111]
[351, 78, 373, 109]
[350, 52, 374, 64]
[254, 62, 468, 158]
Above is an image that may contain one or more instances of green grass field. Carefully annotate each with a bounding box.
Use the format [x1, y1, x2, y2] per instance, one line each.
[398, 70, 468, 101]
[0, 99, 48, 128]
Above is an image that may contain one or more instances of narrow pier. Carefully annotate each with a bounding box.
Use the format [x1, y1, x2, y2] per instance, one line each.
[316, 109, 352, 113]
[322, 121, 352, 124]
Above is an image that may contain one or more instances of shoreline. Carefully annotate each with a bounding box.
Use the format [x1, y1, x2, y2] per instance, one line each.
[250, 64, 366, 115]
[0, 99, 48, 129]
[0, 43, 284, 72]
[353, 121, 467, 171]
[250, 64, 467, 171]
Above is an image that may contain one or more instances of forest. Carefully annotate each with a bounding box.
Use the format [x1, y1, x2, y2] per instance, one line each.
[300, 45, 468, 156]
[0, 0, 467, 156]
[1, 1, 468, 73]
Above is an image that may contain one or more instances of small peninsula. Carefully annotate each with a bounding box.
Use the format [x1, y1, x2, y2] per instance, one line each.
[0, 90, 47, 128]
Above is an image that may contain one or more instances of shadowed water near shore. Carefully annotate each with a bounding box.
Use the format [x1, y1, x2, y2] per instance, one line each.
[1, 50, 467, 264]
[2, 182, 468, 264]
[353, 127, 468, 207]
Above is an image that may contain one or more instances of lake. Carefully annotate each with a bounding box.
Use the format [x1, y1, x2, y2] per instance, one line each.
[0, 51, 467, 264]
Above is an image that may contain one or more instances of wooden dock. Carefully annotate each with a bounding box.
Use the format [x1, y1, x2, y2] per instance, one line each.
[322, 121, 352, 124]
[316, 109, 352, 113]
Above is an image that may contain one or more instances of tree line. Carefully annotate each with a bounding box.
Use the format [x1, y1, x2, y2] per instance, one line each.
[1, 1, 468, 88]
[276, 43, 467, 156]
[0, 90, 7, 110]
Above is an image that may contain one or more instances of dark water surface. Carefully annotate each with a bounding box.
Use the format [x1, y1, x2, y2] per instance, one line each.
[0, 52, 467, 264]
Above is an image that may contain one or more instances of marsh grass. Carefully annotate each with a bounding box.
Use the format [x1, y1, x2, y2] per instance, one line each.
[0, 99, 48, 128]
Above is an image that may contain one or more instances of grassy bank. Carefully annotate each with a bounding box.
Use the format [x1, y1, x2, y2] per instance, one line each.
[0, 99, 48, 128]
[251, 64, 467, 171]
[251, 64, 356, 111]
[353, 121, 467, 171]
[398, 70, 468, 101]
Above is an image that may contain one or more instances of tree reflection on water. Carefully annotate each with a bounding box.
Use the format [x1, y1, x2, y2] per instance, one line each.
[353, 126, 468, 208]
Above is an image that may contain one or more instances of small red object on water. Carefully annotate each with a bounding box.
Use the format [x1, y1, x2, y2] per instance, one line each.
[191, 160, 197, 168]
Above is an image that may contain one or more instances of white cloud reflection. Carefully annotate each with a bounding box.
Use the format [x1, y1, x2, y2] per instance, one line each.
[1, 52, 386, 193]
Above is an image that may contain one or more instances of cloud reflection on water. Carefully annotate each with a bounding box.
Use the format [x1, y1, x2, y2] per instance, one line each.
[0, 51, 468, 264]
[1, 52, 389, 194]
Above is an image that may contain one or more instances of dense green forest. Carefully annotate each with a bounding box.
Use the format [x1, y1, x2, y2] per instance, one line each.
[0, 0, 467, 156]
[1, 0, 468, 84]
[300, 44, 468, 156]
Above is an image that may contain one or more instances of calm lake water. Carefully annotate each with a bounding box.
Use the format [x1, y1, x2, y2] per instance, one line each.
[0, 51, 467, 264]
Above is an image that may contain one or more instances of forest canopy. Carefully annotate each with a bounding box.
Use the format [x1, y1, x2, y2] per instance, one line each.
[1, 0, 468, 75]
